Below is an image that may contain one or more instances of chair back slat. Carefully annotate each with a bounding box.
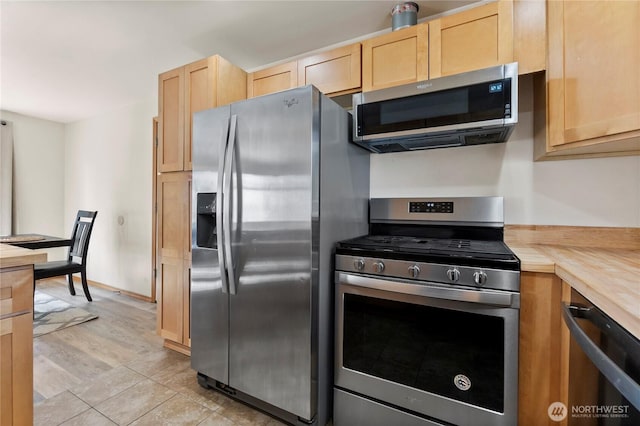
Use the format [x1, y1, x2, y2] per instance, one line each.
[68, 211, 97, 263]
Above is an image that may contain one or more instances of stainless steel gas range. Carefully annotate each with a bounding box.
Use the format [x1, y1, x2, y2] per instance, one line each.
[333, 197, 521, 426]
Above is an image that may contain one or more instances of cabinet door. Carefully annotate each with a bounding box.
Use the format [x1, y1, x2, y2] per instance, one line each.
[0, 267, 33, 426]
[247, 61, 298, 98]
[158, 67, 185, 172]
[518, 272, 562, 425]
[185, 174, 192, 263]
[182, 265, 191, 348]
[297, 43, 361, 96]
[156, 172, 191, 347]
[0, 315, 32, 426]
[157, 256, 183, 343]
[429, 1, 513, 79]
[362, 23, 428, 92]
[215, 56, 248, 107]
[513, 0, 546, 75]
[548, 0, 640, 147]
[157, 172, 191, 260]
[184, 58, 215, 171]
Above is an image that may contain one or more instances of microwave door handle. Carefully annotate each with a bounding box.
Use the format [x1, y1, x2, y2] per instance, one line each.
[217, 118, 230, 294]
[223, 114, 238, 295]
[562, 303, 640, 410]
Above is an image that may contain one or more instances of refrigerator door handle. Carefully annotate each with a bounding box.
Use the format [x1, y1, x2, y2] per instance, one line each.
[217, 117, 230, 294]
[223, 114, 238, 295]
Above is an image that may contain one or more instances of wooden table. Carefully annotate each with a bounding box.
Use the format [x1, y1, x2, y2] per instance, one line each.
[0, 234, 72, 250]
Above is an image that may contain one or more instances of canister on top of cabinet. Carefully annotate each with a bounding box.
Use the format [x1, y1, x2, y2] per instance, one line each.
[391, 2, 418, 31]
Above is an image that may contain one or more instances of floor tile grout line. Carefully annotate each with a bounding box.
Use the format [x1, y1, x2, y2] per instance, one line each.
[141, 365, 232, 415]
[61, 365, 163, 424]
[66, 367, 143, 411]
[34, 281, 275, 425]
[122, 392, 181, 426]
[89, 378, 176, 424]
[54, 405, 92, 426]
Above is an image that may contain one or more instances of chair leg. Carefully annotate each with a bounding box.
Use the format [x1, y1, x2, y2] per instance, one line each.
[81, 270, 92, 302]
[67, 274, 76, 296]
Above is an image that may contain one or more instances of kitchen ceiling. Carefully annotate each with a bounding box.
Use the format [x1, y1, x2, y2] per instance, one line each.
[0, 0, 477, 124]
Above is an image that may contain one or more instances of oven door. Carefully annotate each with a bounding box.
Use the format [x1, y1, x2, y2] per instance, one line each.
[335, 272, 519, 426]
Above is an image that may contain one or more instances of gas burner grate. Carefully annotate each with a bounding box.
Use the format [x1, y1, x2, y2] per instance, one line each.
[366, 235, 425, 244]
[448, 240, 471, 249]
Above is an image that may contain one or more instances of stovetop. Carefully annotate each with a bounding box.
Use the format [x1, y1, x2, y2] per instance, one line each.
[336, 197, 520, 290]
[336, 234, 520, 271]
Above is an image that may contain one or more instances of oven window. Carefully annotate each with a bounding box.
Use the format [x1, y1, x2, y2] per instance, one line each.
[343, 293, 505, 413]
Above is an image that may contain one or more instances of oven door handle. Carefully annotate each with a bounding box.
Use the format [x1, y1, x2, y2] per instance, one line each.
[338, 272, 519, 308]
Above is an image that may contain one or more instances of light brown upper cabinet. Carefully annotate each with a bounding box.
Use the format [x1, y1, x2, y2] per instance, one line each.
[158, 67, 184, 172]
[158, 55, 247, 172]
[429, 1, 513, 79]
[513, 0, 546, 75]
[297, 43, 361, 96]
[535, 0, 640, 159]
[247, 61, 298, 98]
[362, 22, 428, 92]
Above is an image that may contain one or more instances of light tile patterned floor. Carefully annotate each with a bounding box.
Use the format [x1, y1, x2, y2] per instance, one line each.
[33, 280, 285, 426]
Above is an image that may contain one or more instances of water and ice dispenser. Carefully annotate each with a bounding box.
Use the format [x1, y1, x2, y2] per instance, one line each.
[196, 193, 217, 249]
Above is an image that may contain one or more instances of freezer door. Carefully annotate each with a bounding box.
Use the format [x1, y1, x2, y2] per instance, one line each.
[191, 106, 231, 383]
[227, 87, 316, 420]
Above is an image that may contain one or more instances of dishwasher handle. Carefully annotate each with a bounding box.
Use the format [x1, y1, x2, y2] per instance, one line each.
[562, 303, 640, 411]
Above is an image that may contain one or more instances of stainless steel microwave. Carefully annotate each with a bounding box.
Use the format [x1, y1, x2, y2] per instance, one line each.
[352, 62, 518, 153]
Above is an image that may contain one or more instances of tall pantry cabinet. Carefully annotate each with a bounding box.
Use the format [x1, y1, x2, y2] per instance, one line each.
[156, 55, 246, 354]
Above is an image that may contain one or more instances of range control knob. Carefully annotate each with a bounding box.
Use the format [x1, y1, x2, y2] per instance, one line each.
[373, 261, 385, 273]
[473, 271, 488, 286]
[353, 258, 365, 271]
[446, 268, 461, 282]
[408, 265, 421, 278]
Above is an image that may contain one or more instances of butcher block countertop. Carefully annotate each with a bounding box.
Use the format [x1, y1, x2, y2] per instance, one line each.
[510, 244, 640, 340]
[0, 243, 47, 268]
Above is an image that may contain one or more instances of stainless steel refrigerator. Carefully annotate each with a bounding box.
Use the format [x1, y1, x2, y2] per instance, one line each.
[190, 86, 369, 425]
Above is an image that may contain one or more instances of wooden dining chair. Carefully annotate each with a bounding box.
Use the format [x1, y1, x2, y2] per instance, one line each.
[34, 210, 98, 301]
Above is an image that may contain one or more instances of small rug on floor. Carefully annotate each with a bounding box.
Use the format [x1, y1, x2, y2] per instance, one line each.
[33, 291, 98, 337]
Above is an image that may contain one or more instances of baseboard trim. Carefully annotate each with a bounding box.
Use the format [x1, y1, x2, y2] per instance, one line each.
[163, 339, 191, 356]
[71, 276, 154, 303]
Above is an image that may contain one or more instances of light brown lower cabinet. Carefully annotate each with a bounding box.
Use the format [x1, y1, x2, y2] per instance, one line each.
[0, 265, 34, 426]
[156, 171, 192, 355]
[519, 271, 563, 425]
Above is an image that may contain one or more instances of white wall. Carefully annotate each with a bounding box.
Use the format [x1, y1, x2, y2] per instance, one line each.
[370, 75, 640, 227]
[0, 111, 66, 254]
[64, 99, 156, 297]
